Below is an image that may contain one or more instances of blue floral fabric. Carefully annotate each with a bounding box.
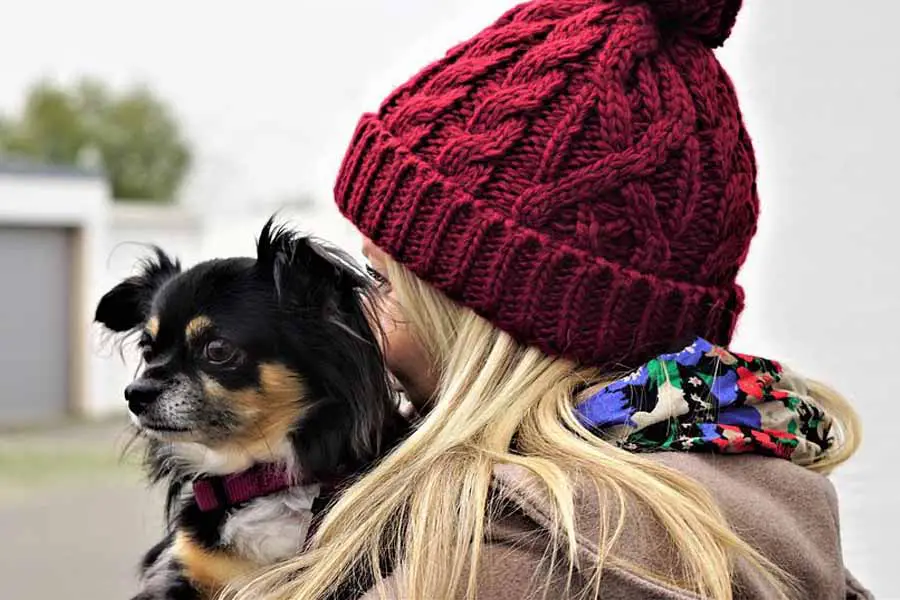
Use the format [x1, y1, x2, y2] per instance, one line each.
[575, 338, 834, 463]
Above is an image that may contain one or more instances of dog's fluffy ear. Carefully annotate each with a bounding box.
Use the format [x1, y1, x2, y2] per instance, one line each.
[256, 217, 367, 305]
[95, 248, 181, 332]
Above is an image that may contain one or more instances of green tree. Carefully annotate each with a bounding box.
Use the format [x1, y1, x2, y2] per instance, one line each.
[0, 79, 192, 201]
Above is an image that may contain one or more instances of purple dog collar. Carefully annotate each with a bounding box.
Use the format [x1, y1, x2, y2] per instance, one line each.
[192, 463, 293, 512]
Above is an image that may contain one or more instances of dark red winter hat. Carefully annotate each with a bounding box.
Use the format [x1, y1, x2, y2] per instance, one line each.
[336, 0, 755, 371]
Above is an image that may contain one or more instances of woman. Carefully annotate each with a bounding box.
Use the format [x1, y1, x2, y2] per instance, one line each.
[236, 0, 870, 598]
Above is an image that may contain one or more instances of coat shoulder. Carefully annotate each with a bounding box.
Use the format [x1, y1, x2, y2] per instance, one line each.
[489, 453, 866, 599]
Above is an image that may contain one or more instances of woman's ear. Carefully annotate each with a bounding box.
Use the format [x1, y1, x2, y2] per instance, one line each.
[95, 248, 181, 333]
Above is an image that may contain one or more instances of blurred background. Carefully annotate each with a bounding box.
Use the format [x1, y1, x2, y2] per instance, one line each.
[0, 1, 896, 598]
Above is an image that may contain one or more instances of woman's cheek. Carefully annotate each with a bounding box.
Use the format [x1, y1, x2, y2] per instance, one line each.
[378, 296, 436, 407]
[380, 304, 417, 379]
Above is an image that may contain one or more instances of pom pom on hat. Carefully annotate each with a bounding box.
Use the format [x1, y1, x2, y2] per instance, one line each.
[642, 0, 743, 47]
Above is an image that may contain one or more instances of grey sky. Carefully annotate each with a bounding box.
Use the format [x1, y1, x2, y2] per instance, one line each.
[2, 0, 535, 208]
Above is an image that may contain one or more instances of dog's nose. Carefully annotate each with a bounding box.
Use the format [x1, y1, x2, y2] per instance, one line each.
[124, 379, 163, 415]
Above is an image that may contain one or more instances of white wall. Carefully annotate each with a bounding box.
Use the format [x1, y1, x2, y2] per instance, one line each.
[0, 175, 105, 227]
[0, 172, 109, 422]
[717, 3, 899, 595]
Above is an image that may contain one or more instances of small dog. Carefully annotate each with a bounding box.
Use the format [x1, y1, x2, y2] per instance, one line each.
[96, 220, 408, 600]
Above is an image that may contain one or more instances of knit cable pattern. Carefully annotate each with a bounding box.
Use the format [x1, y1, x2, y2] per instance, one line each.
[336, 0, 754, 371]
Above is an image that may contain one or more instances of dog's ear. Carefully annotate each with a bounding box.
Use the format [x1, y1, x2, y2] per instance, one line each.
[258, 218, 407, 476]
[256, 217, 367, 305]
[95, 248, 181, 333]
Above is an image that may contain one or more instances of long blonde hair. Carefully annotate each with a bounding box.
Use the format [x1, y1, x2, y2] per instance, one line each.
[228, 257, 861, 600]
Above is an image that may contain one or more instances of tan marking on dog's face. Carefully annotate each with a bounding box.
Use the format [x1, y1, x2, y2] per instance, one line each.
[186, 315, 213, 341]
[146, 316, 160, 338]
[173, 530, 258, 594]
[201, 363, 306, 456]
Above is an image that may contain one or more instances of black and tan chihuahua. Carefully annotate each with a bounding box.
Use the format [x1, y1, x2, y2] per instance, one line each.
[95, 220, 408, 599]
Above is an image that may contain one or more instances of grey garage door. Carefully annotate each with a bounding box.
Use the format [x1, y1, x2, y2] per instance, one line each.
[0, 226, 72, 424]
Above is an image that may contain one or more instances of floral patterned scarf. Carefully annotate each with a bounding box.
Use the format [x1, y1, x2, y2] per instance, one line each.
[575, 337, 834, 464]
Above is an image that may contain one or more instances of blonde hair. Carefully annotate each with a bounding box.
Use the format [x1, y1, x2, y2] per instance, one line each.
[227, 258, 861, 600]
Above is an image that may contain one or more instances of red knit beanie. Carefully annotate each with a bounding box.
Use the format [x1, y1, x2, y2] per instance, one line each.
[335, 0, 754, 371]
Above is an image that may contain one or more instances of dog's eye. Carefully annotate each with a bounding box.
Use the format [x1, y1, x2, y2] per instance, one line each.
[204, 339, 238, 365]
[138, 333, 154, 360]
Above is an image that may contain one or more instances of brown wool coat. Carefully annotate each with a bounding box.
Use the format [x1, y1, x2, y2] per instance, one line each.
[361, 453, 871, 599]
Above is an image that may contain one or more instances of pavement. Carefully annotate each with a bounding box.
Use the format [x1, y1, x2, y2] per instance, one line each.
[0, 418, 164, 600]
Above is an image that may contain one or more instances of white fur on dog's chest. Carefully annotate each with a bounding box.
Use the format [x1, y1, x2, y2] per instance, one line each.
[220, 484, 321, 564]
